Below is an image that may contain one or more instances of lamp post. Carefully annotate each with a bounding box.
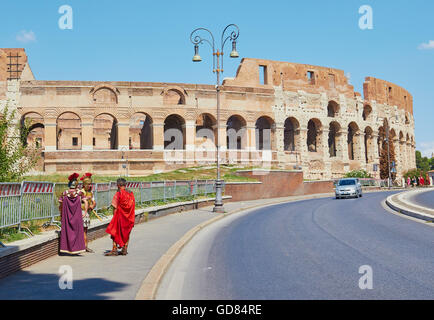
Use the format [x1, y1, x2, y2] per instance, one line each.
[190, 24, 240, 213]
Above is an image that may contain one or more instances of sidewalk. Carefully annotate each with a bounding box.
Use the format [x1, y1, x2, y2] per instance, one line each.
[0, 193, 333, 300]
[386, 188, 434, 222]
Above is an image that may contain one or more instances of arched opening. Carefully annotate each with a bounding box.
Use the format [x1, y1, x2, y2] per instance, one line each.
[327, 101, 339, 117]
[130, 113, 153, 150]
[307, 119, 322, 153]
[56, 112, 82, 150]
[284, 117, 299, 152]
[364, 127, 373, 163]
[328, 121, 341, 157]
[163, 89, 185, 105]
[255, 116, 275, 150]
[196, 113, 217, 148]
[347, 122, 359, 160]
[93, 113, 118, 150]
[363, 105, 372, 121]
[226, 115, 246, 150]
[164, 114, 185, 150]
[21, 112, 45, 148]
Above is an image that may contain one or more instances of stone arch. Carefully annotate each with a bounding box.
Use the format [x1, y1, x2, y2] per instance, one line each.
[164, 114, 185, 150]
[347, 122, 360, 160]
[255, 116, 275, 150]
[91, 85, 118, 104]
[162, 87, 186, 105]
[196, 113, 217, 148]
[364, 126, 374, 163]
[328, 121, 341, 158]
[405, 113, 410, 125]
[226, 115, 247, 150]
[93, 113, 118, 150]
[56, 112, 82, 150]
[307, 118, 322, 153]
[363, 104, 372, 121]
[327, 101, 339, 117]
[283, 117, 300, 152]
[130, 112, 153, 150]
[21, 112, 44, 148]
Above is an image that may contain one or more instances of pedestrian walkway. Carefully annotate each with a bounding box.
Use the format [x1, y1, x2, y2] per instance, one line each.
[0, 193, 335, 300]
[386, 188, 434, 221]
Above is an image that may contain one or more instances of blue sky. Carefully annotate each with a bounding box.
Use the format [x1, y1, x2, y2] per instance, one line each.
[1, 0, 433, 156]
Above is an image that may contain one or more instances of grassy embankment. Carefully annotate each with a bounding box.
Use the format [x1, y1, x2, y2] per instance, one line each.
[0, 165, 258, 243]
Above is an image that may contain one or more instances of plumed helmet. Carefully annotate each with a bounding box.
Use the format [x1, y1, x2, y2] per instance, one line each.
[80, 172, 93, 187]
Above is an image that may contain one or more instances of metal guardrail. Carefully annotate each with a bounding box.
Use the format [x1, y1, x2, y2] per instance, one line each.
[332, 178, 388, 188]
[0, 179, 219, 235]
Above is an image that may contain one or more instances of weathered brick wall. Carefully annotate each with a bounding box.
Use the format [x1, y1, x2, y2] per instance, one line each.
[225, 170, 334, 202]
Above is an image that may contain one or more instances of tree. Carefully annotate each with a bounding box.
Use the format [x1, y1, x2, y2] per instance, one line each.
[416, 150, 431, 172]
[345, 169, 372, 178]
[379, 132, 396, 181]
[0, 103, 40, 181]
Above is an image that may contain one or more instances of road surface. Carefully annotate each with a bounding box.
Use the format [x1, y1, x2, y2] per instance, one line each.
[157, 191, 434, 300]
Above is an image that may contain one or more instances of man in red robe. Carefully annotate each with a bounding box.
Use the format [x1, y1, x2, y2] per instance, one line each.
[105, 178, 135, 256]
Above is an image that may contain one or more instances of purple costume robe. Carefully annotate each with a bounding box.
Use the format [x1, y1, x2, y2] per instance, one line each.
[59, 189, 86, 254]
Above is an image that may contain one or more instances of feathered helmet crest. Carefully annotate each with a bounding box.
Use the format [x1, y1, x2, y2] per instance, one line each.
[68, 173, 79, 182]
[80, 172, 93, 186]
[68, 173, 79, 189]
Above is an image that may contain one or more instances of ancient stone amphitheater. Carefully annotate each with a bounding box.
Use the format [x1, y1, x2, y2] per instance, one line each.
[0, 48, 416, 181]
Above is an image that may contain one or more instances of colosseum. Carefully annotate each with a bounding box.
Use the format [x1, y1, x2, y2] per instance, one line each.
[0, 48, 416, 181]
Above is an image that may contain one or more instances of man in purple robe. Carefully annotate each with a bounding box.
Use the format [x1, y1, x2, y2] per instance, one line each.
[58, 173, 86, 255]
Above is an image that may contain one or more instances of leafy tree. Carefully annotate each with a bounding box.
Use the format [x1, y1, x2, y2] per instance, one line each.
[344, 170, 372, 178]
[416, 150, 431, 172]
[0, 103, 40, 182]
[379, 132, 396, 181]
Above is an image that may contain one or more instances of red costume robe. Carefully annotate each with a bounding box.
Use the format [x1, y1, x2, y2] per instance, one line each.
[106, 189, 135, 248]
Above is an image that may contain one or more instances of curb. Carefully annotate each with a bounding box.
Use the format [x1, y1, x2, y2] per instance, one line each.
[135, 192, 336, 300]
[385, 190, 434, 222]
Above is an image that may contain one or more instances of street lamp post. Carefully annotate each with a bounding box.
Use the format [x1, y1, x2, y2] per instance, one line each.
[190, 24, 240, 213]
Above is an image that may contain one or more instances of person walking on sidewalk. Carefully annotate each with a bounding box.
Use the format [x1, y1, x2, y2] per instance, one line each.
[105, 178, 136, 256]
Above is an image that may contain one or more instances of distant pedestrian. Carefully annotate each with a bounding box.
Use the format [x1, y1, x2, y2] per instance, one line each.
[420, 175, 425, 187]
[407, 176, 411, 188]
[105, 178, 136, 256]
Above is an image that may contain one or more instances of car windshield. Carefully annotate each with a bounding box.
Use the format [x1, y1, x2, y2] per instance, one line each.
[338, 180, 356, 186]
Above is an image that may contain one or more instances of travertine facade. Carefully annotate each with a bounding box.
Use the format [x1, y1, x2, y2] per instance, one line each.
[0, 49, 416, 181]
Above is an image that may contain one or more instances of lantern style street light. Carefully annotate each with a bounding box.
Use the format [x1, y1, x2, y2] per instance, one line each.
[190, 24, 240, 213]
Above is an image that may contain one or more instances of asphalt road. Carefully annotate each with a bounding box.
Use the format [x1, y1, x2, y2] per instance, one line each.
[157, 191, 434, 300]
[410, 190, 434, 209]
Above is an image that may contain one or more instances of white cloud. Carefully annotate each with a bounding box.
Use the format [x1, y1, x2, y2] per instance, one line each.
[418, 40, 434, 50]
[419, 141, 434, 158]
[16, 30, 36, 43]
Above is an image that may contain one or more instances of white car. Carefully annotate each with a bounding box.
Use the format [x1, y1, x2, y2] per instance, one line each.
[335, 178, 363, 199]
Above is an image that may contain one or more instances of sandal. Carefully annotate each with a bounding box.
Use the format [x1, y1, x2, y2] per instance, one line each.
[86, 247, 94, 253]
[104, 250, 118, 256]
[120, 247, 128, 256]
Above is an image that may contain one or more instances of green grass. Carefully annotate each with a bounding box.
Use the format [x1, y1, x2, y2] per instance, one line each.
[19, 165, 260, 183]
[0, 192, 219, 244]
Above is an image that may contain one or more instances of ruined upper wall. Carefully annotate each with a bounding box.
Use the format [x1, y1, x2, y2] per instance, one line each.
[223, 58, 356, 98]
[363, 77, 413, 114]
[0, 48, 30, 81]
